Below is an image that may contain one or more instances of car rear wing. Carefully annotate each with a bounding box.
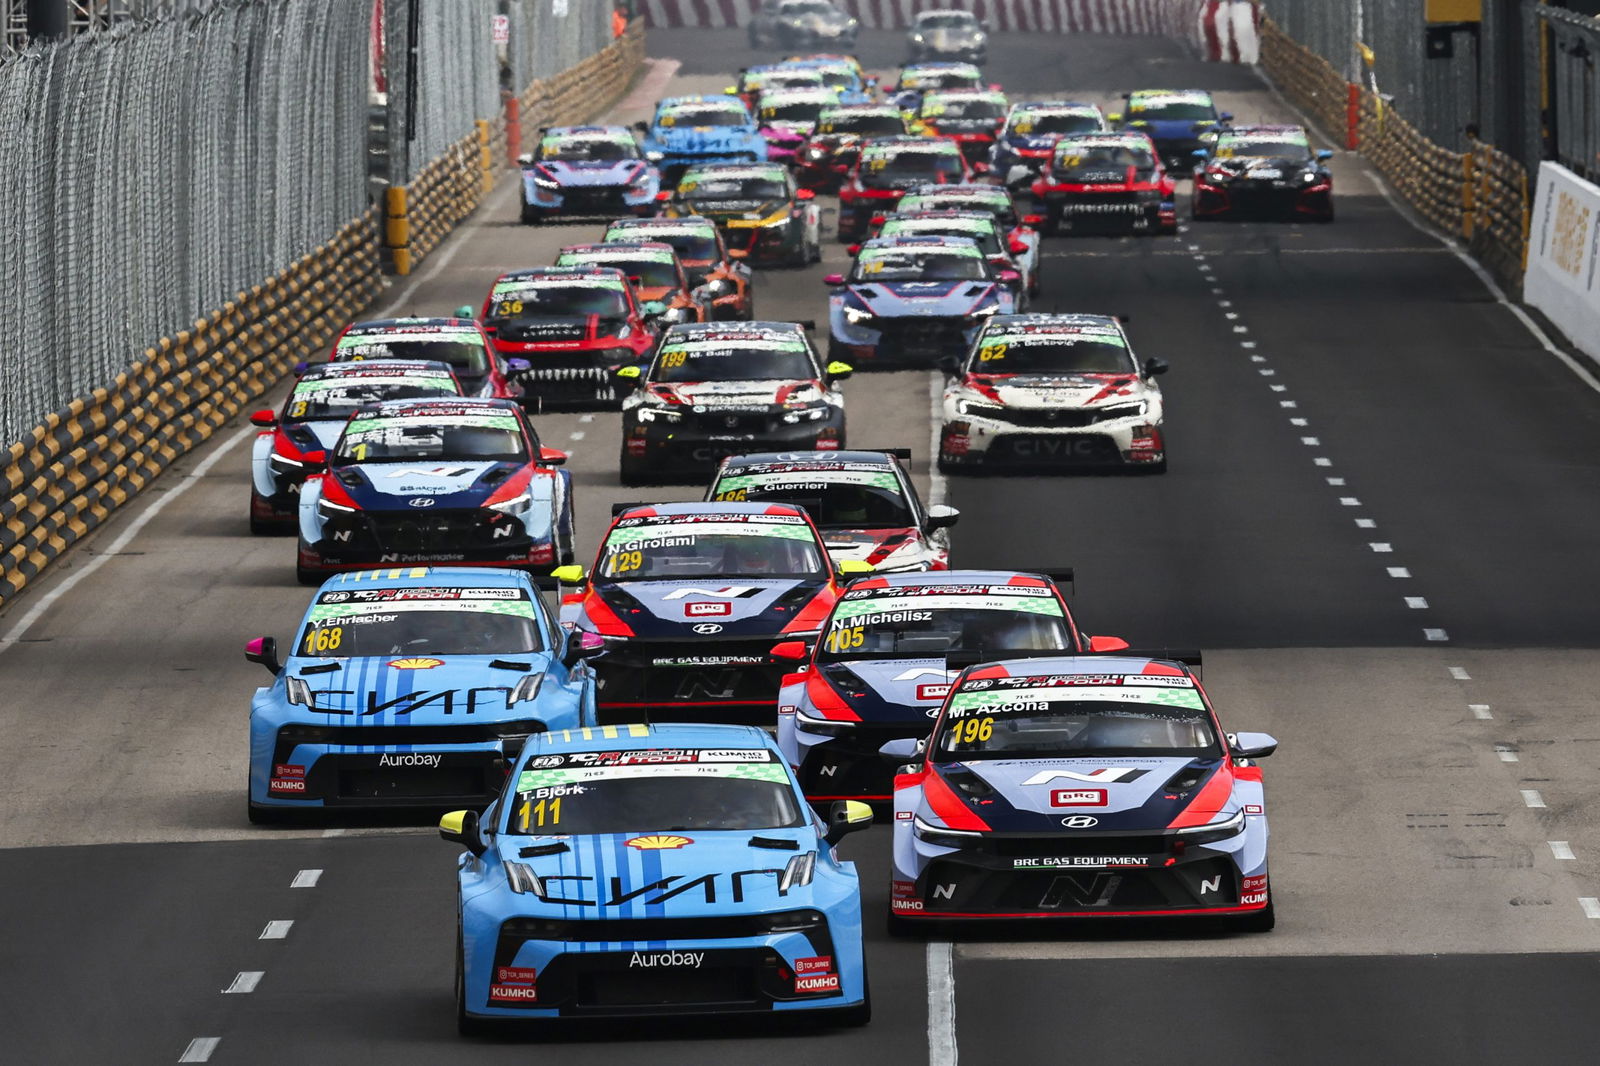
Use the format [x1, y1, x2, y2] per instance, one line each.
[943, 645, 1202, 677]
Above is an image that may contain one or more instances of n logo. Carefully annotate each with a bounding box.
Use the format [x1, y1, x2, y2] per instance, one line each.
[1039, 874, 1121, 909]
[662, 586, 761, 600]
[676, 670, 740, 701]
[1199, 876, 1221, 896]
[332, 530, 353, 542]
[493, 525, 514, 538]
[932, 883, 957, 900]
[1021, 768, 1149, 786]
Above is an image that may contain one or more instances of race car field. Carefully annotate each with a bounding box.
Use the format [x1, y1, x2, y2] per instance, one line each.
[4, 24, 1600, 1066]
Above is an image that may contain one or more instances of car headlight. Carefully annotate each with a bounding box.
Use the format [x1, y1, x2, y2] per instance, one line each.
[316, 498, 356, 519]
[645, 150, 665, 162]
[1097, 400, 1149, 420]
[971, 303, 1000, 317]
[955, 399, 1003, 418]
[1174, 809, 1246, 845]
[635, 406, 682, 423]
[843, 306, 874, 325]
[269, 453, 304, 472]
[913, 814, 983, 847]
[486, 493, 530, 515]
[284, 676, 312, 707]
[504, 861, 545, 896]
[779, 851, 817, 892]
[782, 406, 830, 424]
[661, 306, 692, 323]
[1199, 131, 1219, 144]
[1301, 170, 1319, 184]
[795, 707, 856, 736]
[705, 278, 732, 295]
[755, 908, 826, 934]
[533, 175, 561, 190]
[911, 32, 924, 42]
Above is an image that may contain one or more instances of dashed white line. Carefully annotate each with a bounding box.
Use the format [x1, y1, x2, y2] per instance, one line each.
[1211, 287, 1224, 295]
[260, 920, 294, 940]
[1218, 300, 1232, 308]
[1424, 628, 1450, 641]
[1550, 841, 1576, 860]
[1449, 666, 1472, 680]
[927, 940, 958, 1066]
[1312, 457, 1331, 466]
[179, 1038, 220, 1063]
[579, 414, 595, 423]
[291, 869, 323, 889]
[1404, 597, 1429, 609]
[1494, 745, 1519, 763]
[222, 971, 263, 994]
[1281, 400, 1298, 409]
[1270, 384, 1287, 392]
[1259, 368, 1277, 376]
[569, 431, 586, 441]
[1300, 436, 1320, 446]
[1233, 325, 1249, 334]
[1325, 476, 1343, 485]
[1355, 518, 1376, 528]
[1252, 355, 1268, 363]
[1521, 789, 1547, 809]
[1339, 497, 1361, 506]
[1580, 898, 1600, 919]
[1470, 703, 1493, 719]
[1387, 567, 1411, 577]
[1370, 543, 1394, 553]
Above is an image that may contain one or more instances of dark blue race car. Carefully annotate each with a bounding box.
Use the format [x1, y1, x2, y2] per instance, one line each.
[1112, 89, 1232, 171]
[518, 125, 660, 224]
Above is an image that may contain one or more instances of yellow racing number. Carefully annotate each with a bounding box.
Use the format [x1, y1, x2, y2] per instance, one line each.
[304, 626, 343, 654]
[495, 299, 524, 316]
[951, 716, 994, 746]
[978, 343, 1008, 363]
[826, 625, 866, 653]
[1056, 153, 1083, 168]
[611, 549, 644, 574]
[517, 796, 563, 830]
[867, 157, 888, 172]
[350, 442, 368, 461]
[714, 487, 748, 501]
[1012, 120, 1035, 135]
[289, 400, 309, 418]
[660, 349, 688, 369]
[861, 259, 885, 275]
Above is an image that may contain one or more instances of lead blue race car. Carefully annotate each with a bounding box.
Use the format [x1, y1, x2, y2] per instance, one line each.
[637, 95, 768, 186]
[517, 125, 661, 224]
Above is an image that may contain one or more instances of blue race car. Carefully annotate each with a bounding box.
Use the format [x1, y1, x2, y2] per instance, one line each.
[243, 566, 602, 822]
[990, 101, 1108, 188]
[825, 235, 1012, 369]
[888, 61, 985, 113]
[637, 95, 768, 186]
[780, 55, 875, 104]
[1111, 89, 1232, 172]
[441, 722, 873, 1031]
[517, 125, 660, 224]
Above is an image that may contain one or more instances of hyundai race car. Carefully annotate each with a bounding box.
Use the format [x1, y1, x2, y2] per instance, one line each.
[638, 96, 768, 186]
[244, 566, 600, 821]
[837, 137, 970, 242]
[775, 571, 1127, 803]
[554, 242, 708, 328]
[937, 313, 1168, 473]
[895, 183, 1039, 234]
[1192, 125, 1334, 222]
[866, 210, 1038, 301]
[477, 267, 656, 411]
[756, 86, 843, 165]
[617, 322, 851, 485]
[517, 125, 660, 225]
[1111, 89, 1231, 171]
[1030, 132, 1177, 236]
[888, 63, 986, 113]
[296, 397, 575, 584]
[747, 0, 860, 50]
[793, 105, 909, 193]
[909, 89, 1008, 163]
[826, 236, 1012, 369]
[883, 654, 1277, 930]
[991, 102, 1108, 188]
[707, 449, 958, 572]
[603, 216, 755, 321]
[780, 55, 875, 104]
[249, 359, 462, 534]
[443, 723, 871, 1031]
[662, 163, 821, 267]
[331, 318, 518, 400]
[905, 9, 989, 64]
[553, 502, 871, 722]
[731, 63, 827, 112]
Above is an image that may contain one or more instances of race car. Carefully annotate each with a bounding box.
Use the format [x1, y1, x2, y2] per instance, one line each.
[895, 182, 1041, 233]
[883, 653, 1277, 930]
[553, 242, 708, 327]
[864, 210, 1038, 301]
[825, 236, 1013, 369]
[660, 163, 821, 267]
[244, 567, 600, 822]
[756, 86, 844, 165]
[937, 313, 1168, 473]
[330, 318, 518, 400]
[908, 89, 1009, 163]
[249, 359, 462, 534]
[443, 723, 871, 1031]
[295, 397, 575, 584]
[990, 102, 1108, 187]
[774, 570, 1128, 803]
[730, 63, 827, 112]
[476, 267, 656, 411]
[793, 105, 909, 192]
[616, 321, 851, 485]
[1192, 124, 1334, 222]
[602, 216, 755, 320]
[747, 0, 860, 50]
[553, 502, 871, 722]
[637, 95, 767, 186]
[836, 137, 970, 242]
[1110, 89, 1232, 171]
[905, 8, 989, 64]
[516, 125, 659, 225]
[706, 449, 957, 572]
[1030, 132, 1177, 236]
[780, 55, 875, 104]
[887, 62, 987, 113]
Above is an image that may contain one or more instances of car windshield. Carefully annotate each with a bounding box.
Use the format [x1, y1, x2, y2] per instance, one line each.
[683, 175, 789, 201]
[882, 222, 1001, 256]
[815, 69, 854, 90]
[969, 328, 1135, 374]
[902, 192, 1010, 219]
[507, 751, 804, 835]
[919, 13, 977, 28]
[1130, 99, 1215, 121]
[902, 72, 978, 91]
[762, 100, 828, 124]
[336, 335, 489, 377]
[297, 587, 542, 657]
[487, 282, 629, 322]
[713, 466, 913, 528]
[285, 373, 458, 422]
[860, 148, 964, 188]
[752, 71, 822, 92]
[1219, 138, 1310, 160]
[599, 515, 826, 580]
[334, 411, 527, 464]
[853, 246, 986, 281]
[1054, 144, 1156, 171]
[541, 136, 636, 161]
[660, 104, 749, 128]
[819, 112, 903, 135]
[610, 225, 720, 263]
[783, 0, 837, 14]
[935, 675, 1220, 760]
[563, 253, 677, 289]
[820, 586, 1071, 662]
[652, 334, 815, 381]
[924, 97, 1004, 120]
[1013, 112, 1102, 135]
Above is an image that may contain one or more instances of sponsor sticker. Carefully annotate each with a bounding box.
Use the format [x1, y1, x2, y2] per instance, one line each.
[624, 834, 693, 850]
[795, 956, 833, 976]
[916, 683, 952, 701]
[387, 657, 444, 670]
[795, 974, 841, 994]
[496, 967, 538, 984]
[1050, 788, 1108, 807]
[489, 984, 539, 1002]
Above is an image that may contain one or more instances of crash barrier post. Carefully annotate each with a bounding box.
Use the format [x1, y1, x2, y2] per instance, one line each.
[1524, 163, 1600, 364]
[505, 94, 523, 167]
[1346, 83, 1360, 150]
[385, 186, 411, 275]
[477, 118, 494, 197]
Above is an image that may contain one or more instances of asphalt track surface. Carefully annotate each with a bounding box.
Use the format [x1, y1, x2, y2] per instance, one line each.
[4, 26, 1600, 1066]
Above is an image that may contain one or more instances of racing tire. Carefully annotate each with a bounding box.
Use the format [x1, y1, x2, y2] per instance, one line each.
[295, 561, 324, 587]
[885, 912, 924, 938]
[618, 453, 653, 488]
[1233, 899, 1276, 933]
[246, 800, 287, 826]
[519, 199, 541, 225]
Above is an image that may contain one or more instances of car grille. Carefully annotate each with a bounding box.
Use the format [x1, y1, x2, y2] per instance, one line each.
[500, 912, 828, 944]
[578, 965, 757, 1008]
[520, 364, 621, 409]
[598, 637, 790, 718]
[336, 764, 492, 800]
[987, 433, 1121, 464]
[920, 855, 1240, 914]
[986, 407, 1106, 429]
[362, 508, 525, 552]
[557, 186, 631, 212]
[684, 410, 782, 434]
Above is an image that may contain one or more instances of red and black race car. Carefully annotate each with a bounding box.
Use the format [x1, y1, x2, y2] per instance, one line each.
[837, 136, 971, 242]
[908, 88, 1009, 163]
[1030, 131, 1176, 236]
[793, 104, 910, 192]
[1192, 125, 1335, 223]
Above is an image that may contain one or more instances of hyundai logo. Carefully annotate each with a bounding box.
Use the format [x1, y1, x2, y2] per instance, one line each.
[408, 498, 435, 508]
[1060, 815, 1099, 828]
[691, 623, 724, 635]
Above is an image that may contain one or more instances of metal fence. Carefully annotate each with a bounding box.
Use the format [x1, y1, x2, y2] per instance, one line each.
[504, 0, 613, 93]
[2, 0, 188, 58]
[1532, 5, 1600, 185]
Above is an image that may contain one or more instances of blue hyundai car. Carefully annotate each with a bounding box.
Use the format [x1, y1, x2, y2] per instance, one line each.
[638, 95, 768, 186]
[1112, 89, 1232, 172]
[441, 722, 873, 1031]
[244, 566, 601, 822]
[517, 125, 660, 224]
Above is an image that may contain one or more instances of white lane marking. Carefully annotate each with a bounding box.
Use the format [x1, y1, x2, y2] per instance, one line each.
[1387, 567, 1411, 577]
[1312, 457, 1331, 467]
[1551, 841, 1576, 860]
[1260, 369, 1277, 376]
[569, 431, 586, 441]
[179, 1038, 220, 1062]
[291, 869, 323, 889]
[0, 429, 253, 650]
[1424, 628, 1450, 641]
[1218, 300, 1232, 308]
[1233, 325, 1249, 334]
[1450, 666, 1472, 680]
[222, 971, 263, 994]
[1281, 401, 1298, 409]
[1326, 475, 1344, 484]
[1470, 703, 1493, 719]
[1225, 312, 1239, 321]
[1192, 254, 1206, 261]
[1355, 519, 1376, 528]
[322, 827, 346, 838]
[1581, 898, 1600, 919]
[1211, 287, 1224, 295]
[1495, 745, 1519, 763]
[1270, 384, 1287, 392]
[1252, 355, 1268, 364]
[579, 414, 595, 424]
[260, 920, 294, 940]
[1370, 543, 1393, 553]
[927, 940, 958, 1066]
[1300, 436, 1320, 445]
[1404, 597, 1429, 609]
[1239, 342, 1255, 350]
[1521, 789, 1547, 809]
[1339, 496, 1360, 505]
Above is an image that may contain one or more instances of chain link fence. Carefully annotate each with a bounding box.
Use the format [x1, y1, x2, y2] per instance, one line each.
[504, 0, 613, 94]
[1532, 5, 1600, 184]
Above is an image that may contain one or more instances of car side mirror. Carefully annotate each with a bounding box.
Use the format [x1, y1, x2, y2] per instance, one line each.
[454, 305, 475, 319]
[723, 86, 738, 95]
[1219, 112, 1234, 122]
[439, 810, 488, 857]
[970, 161, 990, 175]
[838, 560, 874, 578]
[655, 189, 672, 202]
[1316, 149, 1334, 161]
[550, 565, 586, 585]
[924, 504, 960, 531]
[1107, 111, 1123, 123]
[1230, 731, 1279, 760]
[538, 446, 568, 466]
[614, 365, 643, 380]
[249, 410, 277, 428]
[769, 640, 809, 663]
[796, 188, 815, 200]
[1007, 238, 1029, 255]
[823, 273, 845, 286]
[244, 636, 282, 676]
[879, 737, 924, 763]
[998, 268, 1021, 283]
[516, 153, 535, 167]
[1143, 356, 1169, 378]
[824, 360, 854, 381]
[824, 800, 874, 844]
[1086, 634, 1130, 653]
[505, 358, 531, 375]
[633, 120, 650, 133]
[937, 354, 961, 377]
[562, 629, 607, 667]
[1021, 213, 1044, 226]
[845, 244, 861, 257]
[1191, 149, 1208, 159]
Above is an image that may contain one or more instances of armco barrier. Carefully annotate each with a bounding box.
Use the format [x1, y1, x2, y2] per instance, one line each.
[1524, 163, 1600, 366]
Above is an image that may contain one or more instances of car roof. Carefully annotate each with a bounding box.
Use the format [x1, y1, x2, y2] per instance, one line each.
[902, 61, 980, 72]
[543, 124, 633, 138]
[883, 210, 998, 225]
[344, 317, 475, 331]
[851, 569, 1057, 590]
[1128, 88, 1214, 102]
[966, 654, 1193, 678]
[359, 396, 522, 417]
[317, 565, 533, 591]
[525, 722, 778, 755]
[722, 449, 900, 471]
[988, 312, 1121, 329]
[660, 93, 748, 107]
[495, 266, 629, 282]
[614, 501, 813, 520]
[1012, 100, 1100, 111]
[908, 182, 1008, 197]
[665, 319, 806, 337]
[609, 215, 718, 232]
[759, 87, 840, 103]
[559, 241, 678, 258]
[824, 103, 901, 114]
[1223, 124, 1307, 137]
[301, 359, 456, 379]
[860, 234, 983, 249]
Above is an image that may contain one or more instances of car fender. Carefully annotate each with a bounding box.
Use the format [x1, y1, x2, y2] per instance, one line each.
[774, 674, 807, 766]
[516, 468, 561, 542]
[250, 432, 278, 498]
[297, 476, 326, 543]
[890, 772, 925, 882]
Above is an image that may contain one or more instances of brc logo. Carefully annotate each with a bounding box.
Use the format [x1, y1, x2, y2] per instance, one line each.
[685, 601, 732, 617]
[916, 683, 952, 701]
[1050, 788, 1107, 807]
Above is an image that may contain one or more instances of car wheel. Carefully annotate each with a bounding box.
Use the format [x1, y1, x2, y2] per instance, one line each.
[295, 560, 323, 587]
[885, 912, 923, 938]
[1234, 899, 1276, 932]
[246, 800, 286, 825]
[519, 199, 541, 225]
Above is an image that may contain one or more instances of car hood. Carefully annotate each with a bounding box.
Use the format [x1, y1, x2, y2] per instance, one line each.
[761, 124, 813, 144]
[815, 658, 954, 724]
[687, 197, 788, 221]
[596, 577, 830, 638]
[281, 653, 551, 722]
[652, 126, 760, 152]
[817, 526, 927, 568]
[650, 379, 825, 409]
[529, 160, 648, 186]
[969, 372, 1145, 410]
[330, 460, 524, 509]
[493, 314, 625, 345]
[1134, 118, 1217, 138]
[848, 280, 997, 316]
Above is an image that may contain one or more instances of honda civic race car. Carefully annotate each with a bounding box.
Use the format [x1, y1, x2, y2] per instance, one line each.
[603, 216, 755, 321]
[888, 63, 986, 113]
[554, 242, 707, 328]
[331, 318, 518, 400]
[296, 397, 574, 585]
[793, 105, 909, 192]
[837, 137, 970, 242]
[780, 55, 875, 104]
[990, 101, 1108, 187]
[1111, 89, 1231, 171]
[638, 95, 767, 185]
[553, 502, 871, 722]
[825, 236, 1012, 369]
[249, 359, 462, 534]
[443, 723, 871, 1031]
[908, 89, 1009, 163]
[476, 267, 656, 411]
[755, 86, 843, 165]
[906, 9, 988, 64]
[707, 449, 957, 573]
[1192, 125, 1334, 222]
[775, 571, 1127, 803]
[895, 182, 1040, 233]
[865, 210, 1038, 301]
[883, 654, 1277, 930]
[938, 313, 1168, 473]
[244, 567, 600, 822]
[517, 125, 660, 225]
[661, 163, 821, 267]
[617, 322, 851, 485]
[731, 63, 827, 112]
[747, 0, 860, 50]
[1030, 132, 1177, 236]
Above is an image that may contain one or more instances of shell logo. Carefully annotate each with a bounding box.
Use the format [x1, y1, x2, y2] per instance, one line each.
[387, 657, 445, 670]
[625, 834, 693, 850]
